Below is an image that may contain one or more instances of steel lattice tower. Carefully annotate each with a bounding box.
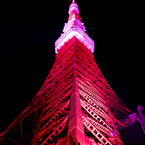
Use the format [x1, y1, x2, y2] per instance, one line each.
[0, 1, 131, 145]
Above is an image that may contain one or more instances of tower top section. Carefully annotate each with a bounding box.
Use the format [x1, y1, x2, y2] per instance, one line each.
[55, 0, 94, 54]
[68, 0, 79, 14]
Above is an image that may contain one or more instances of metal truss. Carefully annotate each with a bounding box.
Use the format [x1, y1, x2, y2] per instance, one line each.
[82, 115, 113, 145]
[41, 116, 69, 145]
[0, 31, 130, 145]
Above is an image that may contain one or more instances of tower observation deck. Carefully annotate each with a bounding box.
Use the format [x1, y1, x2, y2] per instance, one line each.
[0, 0, 130, 145]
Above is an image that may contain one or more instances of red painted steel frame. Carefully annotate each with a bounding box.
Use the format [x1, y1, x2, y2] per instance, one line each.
[0, 1, 130, 145]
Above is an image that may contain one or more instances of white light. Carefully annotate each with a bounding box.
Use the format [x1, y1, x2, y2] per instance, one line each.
[55, 2, 94, 54]
[55, 27, 94, 54]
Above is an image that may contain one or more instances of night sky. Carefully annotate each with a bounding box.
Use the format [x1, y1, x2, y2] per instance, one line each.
[0, 0, 144, 133]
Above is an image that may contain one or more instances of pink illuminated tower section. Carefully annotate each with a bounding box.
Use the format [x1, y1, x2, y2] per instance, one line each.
[55, 0, 94, 54]
[0, 1, 130, 145]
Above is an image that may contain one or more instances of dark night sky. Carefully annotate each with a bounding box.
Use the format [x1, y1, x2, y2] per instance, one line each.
[0, 0, 144, 133]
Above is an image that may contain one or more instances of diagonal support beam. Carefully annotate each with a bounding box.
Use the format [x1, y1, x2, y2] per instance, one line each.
[41, 116, 69, 145]
[82, 116, 113, 145]
[80, 99, 113, 130]
[40, 100, 70, 131]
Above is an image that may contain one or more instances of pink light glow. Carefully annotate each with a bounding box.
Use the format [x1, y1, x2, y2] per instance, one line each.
[110, 131, 115, 137]
[68, 1, 79, 14]
[55, 27, 94, 54]
[55, 0, 94, 54]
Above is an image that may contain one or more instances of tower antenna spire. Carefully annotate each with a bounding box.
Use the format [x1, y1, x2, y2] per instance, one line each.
[72, 0, 75, 3]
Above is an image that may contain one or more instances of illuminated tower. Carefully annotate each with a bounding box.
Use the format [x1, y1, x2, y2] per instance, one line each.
[0, 0, 130, 145]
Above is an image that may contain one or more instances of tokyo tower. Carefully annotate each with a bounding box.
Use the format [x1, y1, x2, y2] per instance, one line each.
[0, 0, 131, 144]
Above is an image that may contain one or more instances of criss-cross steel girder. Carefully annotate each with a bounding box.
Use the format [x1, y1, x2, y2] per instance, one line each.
[0, 37, 130, 145]
[0, 0, 130, 145]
